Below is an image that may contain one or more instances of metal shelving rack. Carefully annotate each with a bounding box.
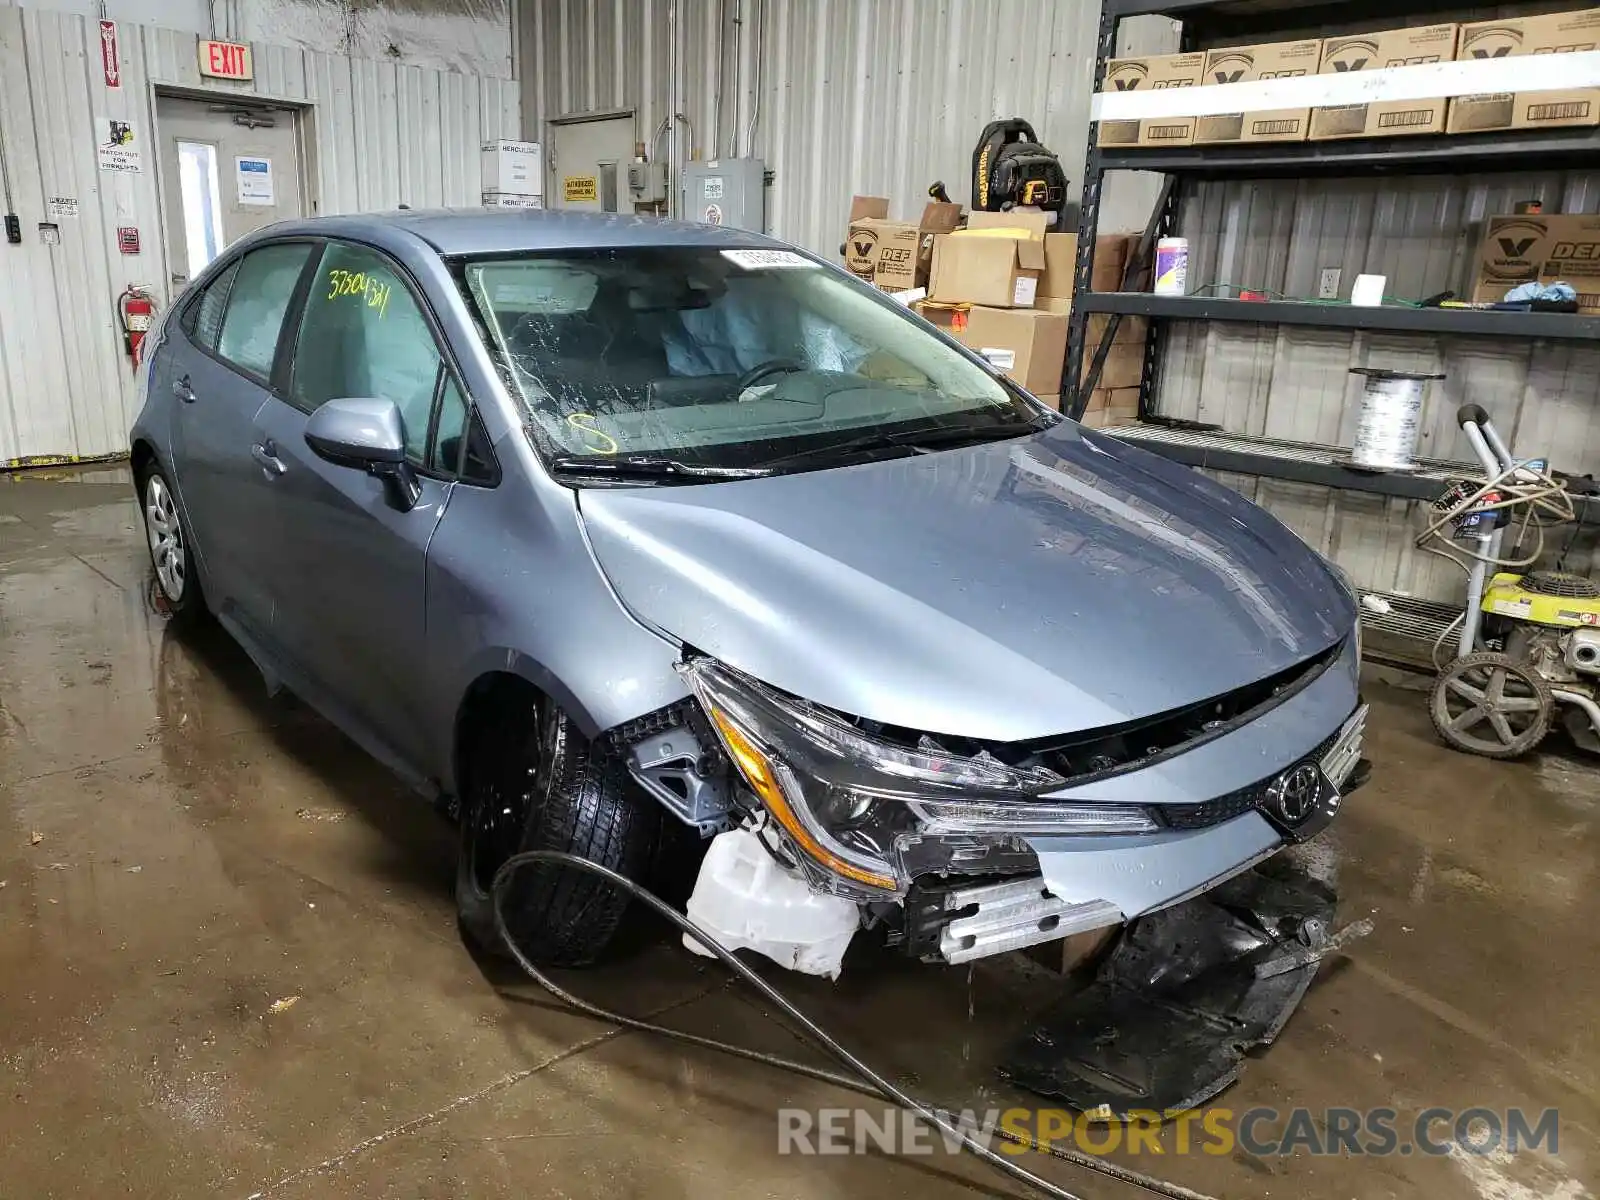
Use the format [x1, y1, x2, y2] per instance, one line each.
[1063, 0, 1600, 504]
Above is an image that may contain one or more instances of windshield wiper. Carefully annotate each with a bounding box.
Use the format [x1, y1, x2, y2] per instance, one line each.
[550, 454, 772, 481]
[763, 415, 1052, 469]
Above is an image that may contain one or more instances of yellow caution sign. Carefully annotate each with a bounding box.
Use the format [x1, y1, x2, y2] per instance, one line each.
[563, 175, 598, 203]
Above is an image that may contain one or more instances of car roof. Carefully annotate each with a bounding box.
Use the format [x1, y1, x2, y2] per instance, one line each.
[257, 208, 789, 257]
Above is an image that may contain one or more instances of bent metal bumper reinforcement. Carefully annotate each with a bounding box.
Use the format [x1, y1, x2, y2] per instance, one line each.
[939, 882, 1121, 965]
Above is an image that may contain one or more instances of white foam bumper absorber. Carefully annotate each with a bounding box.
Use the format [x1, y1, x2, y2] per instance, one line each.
[683, 828, 859, 980]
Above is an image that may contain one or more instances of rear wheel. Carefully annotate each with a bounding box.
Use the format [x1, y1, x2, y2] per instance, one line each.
[137, 461, 206, 626]
[455, 695, 660, 967]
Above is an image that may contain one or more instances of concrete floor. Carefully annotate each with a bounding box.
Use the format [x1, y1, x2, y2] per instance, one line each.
[1, 467, 1597, 1200]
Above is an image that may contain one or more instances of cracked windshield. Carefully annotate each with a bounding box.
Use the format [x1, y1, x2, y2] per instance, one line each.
[462, 246, 1046, 477]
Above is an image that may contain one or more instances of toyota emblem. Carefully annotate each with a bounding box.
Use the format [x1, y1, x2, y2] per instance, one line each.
[1267, 763, 1322, 826]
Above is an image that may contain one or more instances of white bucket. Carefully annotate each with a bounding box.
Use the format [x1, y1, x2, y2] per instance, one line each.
[1349, 368, 1444, 471]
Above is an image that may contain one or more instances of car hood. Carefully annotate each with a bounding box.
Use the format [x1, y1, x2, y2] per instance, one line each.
[577, 423, 1354, 743]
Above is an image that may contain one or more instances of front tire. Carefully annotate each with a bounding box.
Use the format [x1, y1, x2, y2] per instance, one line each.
[137, 461, 206, 626]
[455, 696, 660, 967]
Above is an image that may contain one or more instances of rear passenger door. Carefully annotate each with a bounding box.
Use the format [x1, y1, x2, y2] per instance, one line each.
[167, 241, 314, 645]
[249, 240, 484, 778]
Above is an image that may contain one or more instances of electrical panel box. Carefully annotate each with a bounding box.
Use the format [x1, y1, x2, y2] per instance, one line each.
[627, 160, 669, 204]
[683, 159, 765, 232]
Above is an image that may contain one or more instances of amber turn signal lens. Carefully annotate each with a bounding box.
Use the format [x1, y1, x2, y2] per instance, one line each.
[709, 706, 897, 892]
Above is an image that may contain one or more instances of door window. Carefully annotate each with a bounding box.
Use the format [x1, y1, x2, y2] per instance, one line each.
[176, 141, 226, 272]
[431, 375, 497, 484]
[291, 242, 442, 465]
[216, 243, 313, 378]
[182, 258, 240, 351]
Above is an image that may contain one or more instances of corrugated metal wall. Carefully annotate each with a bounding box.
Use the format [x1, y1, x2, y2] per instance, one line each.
[1156, 173, 1600, 474]
[520, 0, 1175, 255]
[0, 5, 518, 467]
[1152, 171, 1600, 602]
[1205, 469, 1600, 611]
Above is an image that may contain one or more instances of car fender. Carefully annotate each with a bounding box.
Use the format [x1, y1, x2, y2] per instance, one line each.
[423, 469, 690, 795]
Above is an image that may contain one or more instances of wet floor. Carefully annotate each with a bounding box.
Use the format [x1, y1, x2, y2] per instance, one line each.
[1, 467, 1596, 1199]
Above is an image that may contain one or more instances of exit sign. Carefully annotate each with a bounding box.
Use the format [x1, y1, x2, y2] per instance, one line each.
[198, 39, 253, 81]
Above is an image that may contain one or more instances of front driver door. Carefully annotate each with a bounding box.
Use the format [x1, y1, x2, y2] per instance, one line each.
[249, 240, 459, 776]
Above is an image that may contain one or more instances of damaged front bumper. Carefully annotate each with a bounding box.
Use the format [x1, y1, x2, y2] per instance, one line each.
[905, 704, 1368, 965]
[674, 638, 1365, 976]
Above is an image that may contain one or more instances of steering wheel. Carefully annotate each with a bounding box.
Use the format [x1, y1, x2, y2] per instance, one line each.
[735, 358, 806, 392]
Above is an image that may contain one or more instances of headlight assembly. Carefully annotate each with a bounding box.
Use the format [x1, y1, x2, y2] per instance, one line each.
[677, 658, 1159, 899]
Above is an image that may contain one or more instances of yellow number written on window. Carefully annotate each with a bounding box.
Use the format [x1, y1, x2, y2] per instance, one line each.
[325, 268, 392, 318]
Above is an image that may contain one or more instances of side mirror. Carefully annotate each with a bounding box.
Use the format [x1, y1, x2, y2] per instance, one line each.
[305, 396, 406, 466]
[304, 397, 420, 511]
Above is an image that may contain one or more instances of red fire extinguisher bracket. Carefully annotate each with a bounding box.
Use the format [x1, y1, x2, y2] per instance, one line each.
[116, 284, 157, 368]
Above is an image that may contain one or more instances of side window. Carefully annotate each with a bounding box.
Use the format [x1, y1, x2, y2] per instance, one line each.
[292, 242, 441, 466]
[215, 243, 313, 377]
[183, 259, 240, 351]
[431, 375, 468, 473]
[430, 375, 497, 485]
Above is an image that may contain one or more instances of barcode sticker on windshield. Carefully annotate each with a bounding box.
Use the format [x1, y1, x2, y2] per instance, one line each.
[720, 249, 817, 270]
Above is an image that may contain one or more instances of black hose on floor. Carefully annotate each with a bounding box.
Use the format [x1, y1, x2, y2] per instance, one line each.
[491, 850, 1219, 1200]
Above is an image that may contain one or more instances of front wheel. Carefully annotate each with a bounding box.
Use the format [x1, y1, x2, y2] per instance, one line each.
[137, 461, 206, 626]
[455, 697, 660, 967]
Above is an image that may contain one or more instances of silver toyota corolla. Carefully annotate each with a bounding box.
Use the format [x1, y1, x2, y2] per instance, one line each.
[130, 209, 1366, 977]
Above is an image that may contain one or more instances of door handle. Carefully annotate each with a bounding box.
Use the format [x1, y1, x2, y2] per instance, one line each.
[250, 441, 286, 477]
[173, 376, 197, 404]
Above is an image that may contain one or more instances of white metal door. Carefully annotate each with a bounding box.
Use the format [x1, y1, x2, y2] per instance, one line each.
[156, 95, 305, 290]
[549, 114, 635, 212]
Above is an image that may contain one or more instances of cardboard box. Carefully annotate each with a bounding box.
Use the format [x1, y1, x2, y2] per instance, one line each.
[1098, 53, 1206, 146]
[844, 197, 962, 291]
[1449, 10, 1600, 135]
[1090, 234, 1129, 292]
[1034, 393, 1061, 412]
[1081, 386, 1141, 429]
[912, 299, 970, 337]
[1194, 39, 1322, 144]
[1309, 25, 1459, 140]
[481, 140, 543, 196]
[1037, 295, 1074, 314]
[1080, 342, 1145, 390]
[1039, 232, 1078, 298]
[1539, 215, 1600, 312]
[846, 218, 922, 289]
[963, 306, 1069, 394]
[929, 213, 1047, 307]
[1469, 213, 1600, 309]
[1087, 314, 1149, 346]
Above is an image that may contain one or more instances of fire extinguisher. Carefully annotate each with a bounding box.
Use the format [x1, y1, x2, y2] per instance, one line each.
[116, 284, 157, 367]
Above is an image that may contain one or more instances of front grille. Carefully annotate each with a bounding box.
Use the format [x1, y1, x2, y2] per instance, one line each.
[1156, 726, 1342, 831]
[1025, 641, 1342, 785]
[1160, 786, 1262, 831]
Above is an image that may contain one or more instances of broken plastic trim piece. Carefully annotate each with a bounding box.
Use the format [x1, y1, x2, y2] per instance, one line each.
[1001, 861, 1366, 1117]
